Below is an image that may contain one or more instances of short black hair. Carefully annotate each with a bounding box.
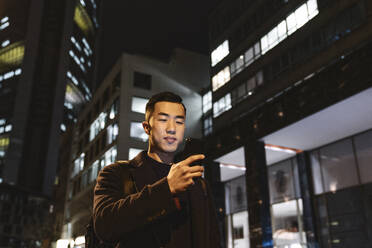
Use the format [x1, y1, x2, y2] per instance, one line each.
[145, 91, 186, 121]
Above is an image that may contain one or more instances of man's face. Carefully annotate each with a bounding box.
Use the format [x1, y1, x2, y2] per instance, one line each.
[143, 101, 186, 154]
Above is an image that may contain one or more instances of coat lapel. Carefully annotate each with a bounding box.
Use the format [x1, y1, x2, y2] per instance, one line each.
[129, 151, 158, 192]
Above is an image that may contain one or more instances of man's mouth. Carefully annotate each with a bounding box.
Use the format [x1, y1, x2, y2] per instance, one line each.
[164, 137, 177, 144]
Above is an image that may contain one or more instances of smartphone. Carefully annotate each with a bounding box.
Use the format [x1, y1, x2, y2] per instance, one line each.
[182, 138, 205, 166]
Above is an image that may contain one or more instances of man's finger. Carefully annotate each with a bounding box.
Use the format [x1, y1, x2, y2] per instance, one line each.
[183, 154, 205, 166]
[188, 165, 204, 173]
[188, 171, 203, 179]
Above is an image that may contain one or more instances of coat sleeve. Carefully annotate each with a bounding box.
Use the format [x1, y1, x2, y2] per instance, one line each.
[93, 163, 178, 242]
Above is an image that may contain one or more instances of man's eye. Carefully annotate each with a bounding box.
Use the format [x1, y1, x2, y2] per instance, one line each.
[176, 121, 184, 125]
[159, 119, 167, 122]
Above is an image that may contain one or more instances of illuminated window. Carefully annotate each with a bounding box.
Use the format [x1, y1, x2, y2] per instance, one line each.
[89, 112, 107, 141]
[130, 122, 148, 141]
[64, 101, 73, 110]
[203, 116, 213, 136]
[213, 93, 232, 118]
[1, 17, 9, 23]
[0, 137, 10, 148]
[244, 47, 254, 66]
[82, 38, 91, 51]
[70, 36, 82, 51]
[272, 200, 306, 247]
[202, 91, 212, 114]
[109, 98, 119, 120]
[259, 0, 319, 55]
[0, 22, 9, 30]
[60, 124, 66, 132]
[307, 0, 319, 18]
[4, 71, 14, 79]
[104, 146, 117, 165]
[72, 153, 85, 178]
[267, 26, 279, 49]
[131, 96, 148, 114]
[295, 4, 309, 29]
[65, 82, 85, 109]
[0, 120, 12, 134]
[74, 4, 94, 36]
[90, 160, 99, 182]
[1, 40, 10, 47]
[107, 123, 118, 144]
[212, 67, 230, 91]
[129, 148, 142, 160]
[211, 40, 229, 66]
[79, 63, 86, 73]
[84, 48, 89, 56]
[286, 13, 297, 35]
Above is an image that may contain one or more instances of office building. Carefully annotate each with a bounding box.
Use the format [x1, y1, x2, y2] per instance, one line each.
[0, 0, 101, 246]
[205, 0, 372, 247]
[0, 0, 101, 196]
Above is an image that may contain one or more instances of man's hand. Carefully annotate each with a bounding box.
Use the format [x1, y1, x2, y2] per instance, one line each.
[167, 154, 205, 195]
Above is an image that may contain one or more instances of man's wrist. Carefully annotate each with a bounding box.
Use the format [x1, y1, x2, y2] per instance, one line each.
[166, 176, 176, 195]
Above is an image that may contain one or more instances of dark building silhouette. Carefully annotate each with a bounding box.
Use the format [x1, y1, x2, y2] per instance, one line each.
[0, 0, 101, 197]
[204, 0, 372, 247]
[0, 0, 101, 246]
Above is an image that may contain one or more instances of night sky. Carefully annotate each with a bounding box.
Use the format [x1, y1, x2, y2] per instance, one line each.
[97, 0, 217, 82]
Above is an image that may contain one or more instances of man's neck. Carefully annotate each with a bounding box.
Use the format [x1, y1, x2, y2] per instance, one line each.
[147, 147, 174, 165]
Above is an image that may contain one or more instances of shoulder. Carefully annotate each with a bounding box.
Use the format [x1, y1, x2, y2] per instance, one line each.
[97, 160, 132, 179]
[97, 151, 146, 176]
[95, 160, 133, 188]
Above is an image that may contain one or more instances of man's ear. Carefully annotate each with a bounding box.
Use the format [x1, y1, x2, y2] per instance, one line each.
[142, 121, 151, 135]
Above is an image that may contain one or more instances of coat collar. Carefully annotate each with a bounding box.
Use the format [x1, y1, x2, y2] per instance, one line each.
[129, 151, 159, 192]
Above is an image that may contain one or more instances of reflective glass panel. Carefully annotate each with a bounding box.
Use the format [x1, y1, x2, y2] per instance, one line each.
[354, 130, 372, 184]
[320, 139, 359, 193]
[272, 200, 305, 248]
[268, 159, 296, 204]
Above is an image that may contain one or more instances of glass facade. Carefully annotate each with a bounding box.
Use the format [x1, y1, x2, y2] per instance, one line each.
[353, 130, 372, 184]
[209, 0, 318, 98]
[225, 176, 250, 248]
[219, 128, 372, 247]
[310, 130, 372, 195]
[268, 158, 306, 248]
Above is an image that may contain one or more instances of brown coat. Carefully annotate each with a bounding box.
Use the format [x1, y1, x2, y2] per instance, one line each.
[93, 151, 221, 248]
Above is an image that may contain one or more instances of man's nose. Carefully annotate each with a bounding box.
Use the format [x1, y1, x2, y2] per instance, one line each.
[166, 120, 176, 134]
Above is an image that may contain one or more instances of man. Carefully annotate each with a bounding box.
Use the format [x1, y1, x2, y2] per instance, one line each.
[93, 92, 221, 248]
